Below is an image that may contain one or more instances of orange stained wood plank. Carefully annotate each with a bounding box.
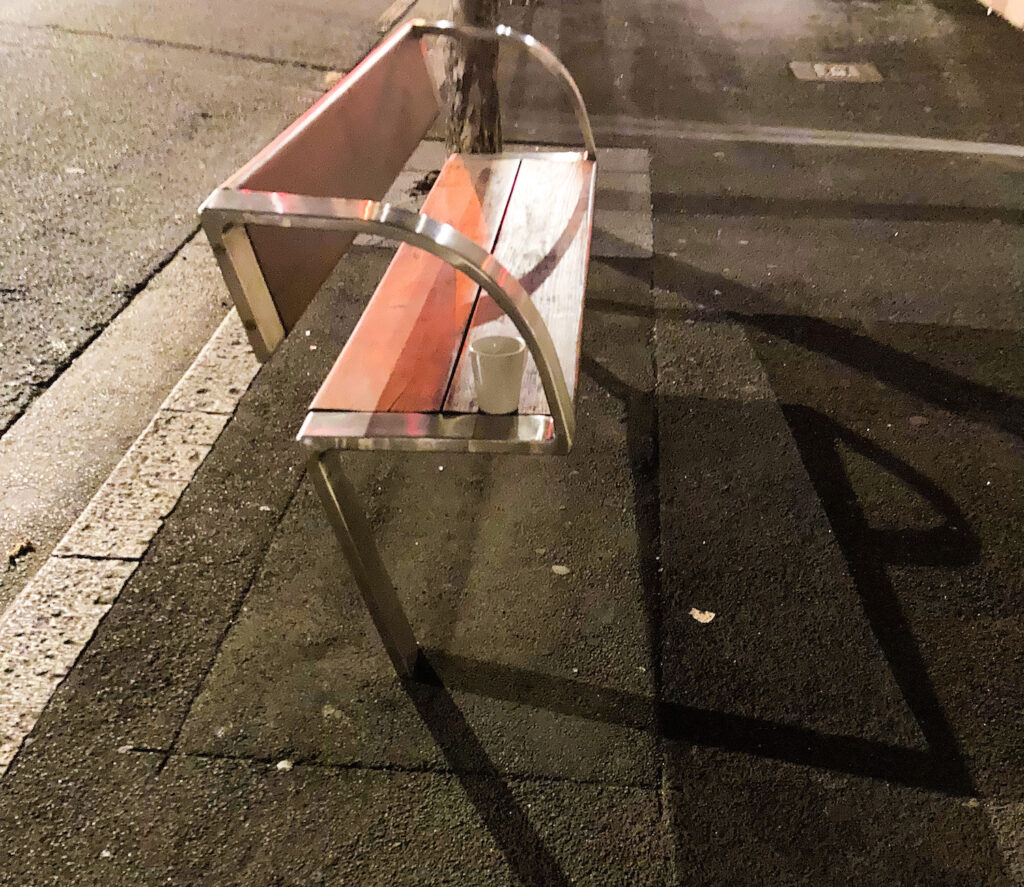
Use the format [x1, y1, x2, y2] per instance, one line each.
[235, 28, 439, 335]
[310, 155, 522, 414]
[443, 155, 596, 415]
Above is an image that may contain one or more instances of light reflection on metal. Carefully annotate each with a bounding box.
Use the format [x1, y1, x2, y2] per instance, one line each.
[198, 19, 596, 454]
[201, 187, 577, 453]
[299, 411, 558, 454]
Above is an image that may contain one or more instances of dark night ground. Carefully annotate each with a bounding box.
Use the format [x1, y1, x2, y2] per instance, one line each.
[2, 0, 1023, 883]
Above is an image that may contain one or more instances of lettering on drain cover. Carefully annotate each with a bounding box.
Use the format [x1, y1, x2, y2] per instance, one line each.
[789, 61, 883, 83]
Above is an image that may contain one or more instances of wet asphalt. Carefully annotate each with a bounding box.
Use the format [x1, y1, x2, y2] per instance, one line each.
[0, 0, 387, 436]
[1, 0, 1023, 884]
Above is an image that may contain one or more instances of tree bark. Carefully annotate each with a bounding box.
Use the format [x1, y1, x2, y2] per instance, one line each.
[444, 0, 502, 154]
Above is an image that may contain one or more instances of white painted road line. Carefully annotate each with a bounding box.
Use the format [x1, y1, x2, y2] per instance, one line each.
[0, 310, 260, 777]
[626, 119, 1024, 159]
[513, 115, 1024, 161]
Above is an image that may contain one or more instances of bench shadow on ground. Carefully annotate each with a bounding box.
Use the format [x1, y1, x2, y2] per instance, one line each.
[420, 335, 982, 796]
[584, 254, 1023, 795]
[402, 659, 573, 887]
[397, 247, 1024, 879]
[621, 251, 1022, 771]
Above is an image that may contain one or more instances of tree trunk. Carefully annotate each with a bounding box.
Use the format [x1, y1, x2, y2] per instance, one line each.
[443, 0, 502, 154]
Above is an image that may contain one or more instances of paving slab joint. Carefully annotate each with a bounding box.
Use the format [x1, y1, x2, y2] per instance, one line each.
[0, 309, 261, 779]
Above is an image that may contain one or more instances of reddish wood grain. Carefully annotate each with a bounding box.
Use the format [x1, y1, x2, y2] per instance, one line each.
[443, 155, 596, 415]
[310, 155, 520, 413]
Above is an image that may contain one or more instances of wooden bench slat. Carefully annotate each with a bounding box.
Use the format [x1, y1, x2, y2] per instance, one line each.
[310, 155, 521, 414]
[234, 30, 439, 335]
[442, 154, 596, 415]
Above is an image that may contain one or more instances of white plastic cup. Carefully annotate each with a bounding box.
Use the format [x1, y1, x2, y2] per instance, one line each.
[470, 335, 527, 414]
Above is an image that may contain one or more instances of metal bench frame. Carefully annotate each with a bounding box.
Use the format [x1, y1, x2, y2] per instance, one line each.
[200, 20, 596, 677]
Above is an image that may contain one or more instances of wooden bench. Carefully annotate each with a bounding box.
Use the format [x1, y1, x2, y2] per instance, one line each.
[199, 19, 596, 678]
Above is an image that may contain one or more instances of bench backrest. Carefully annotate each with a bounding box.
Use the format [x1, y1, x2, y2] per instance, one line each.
[224, 25, 439, 334]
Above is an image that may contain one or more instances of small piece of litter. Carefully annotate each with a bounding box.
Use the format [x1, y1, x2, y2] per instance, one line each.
[322, 70, 344, 89]
[276, 759, 294, 771]
[438, 465, 444, 471]
[100, 849, 112, 859]
[552, 565, 570, 576]
[309, 345, 317, 351]
[739, 240, 749, 245]
[410, 169, 440, 196]
[909, 415, 929, 427]
[689, 608, 716, 624]
[7, 539, 34, 567]
[116, 744, 133, 754]
[713, 151, 725, 158]
[259, 505, 272, 512]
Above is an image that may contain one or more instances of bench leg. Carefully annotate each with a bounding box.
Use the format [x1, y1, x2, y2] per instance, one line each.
[308, 450, 421, 678]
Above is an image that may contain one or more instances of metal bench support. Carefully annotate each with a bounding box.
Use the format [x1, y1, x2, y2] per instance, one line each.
[202, 189, 578, 452]
[200, 19, 598, 679]
[309, 450, 421, 677]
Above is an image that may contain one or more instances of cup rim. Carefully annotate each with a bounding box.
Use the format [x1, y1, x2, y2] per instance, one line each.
[469, 335, 527, 358]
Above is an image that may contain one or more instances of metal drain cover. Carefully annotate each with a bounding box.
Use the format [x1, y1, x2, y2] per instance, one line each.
[789, 61, 883, 83]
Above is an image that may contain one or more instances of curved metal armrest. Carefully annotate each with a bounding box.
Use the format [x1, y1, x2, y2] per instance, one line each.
[200, 187, 577, 452]
[408, 18, 597, 160]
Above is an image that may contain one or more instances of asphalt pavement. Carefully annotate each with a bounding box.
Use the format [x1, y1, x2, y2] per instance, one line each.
[1, 0, 1023, 884]
[0, 0, 396, 610]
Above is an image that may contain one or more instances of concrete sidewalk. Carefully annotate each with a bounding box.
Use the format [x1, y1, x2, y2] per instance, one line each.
[2, 166, 1022, 882]
[2, 0, 1024, 884]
